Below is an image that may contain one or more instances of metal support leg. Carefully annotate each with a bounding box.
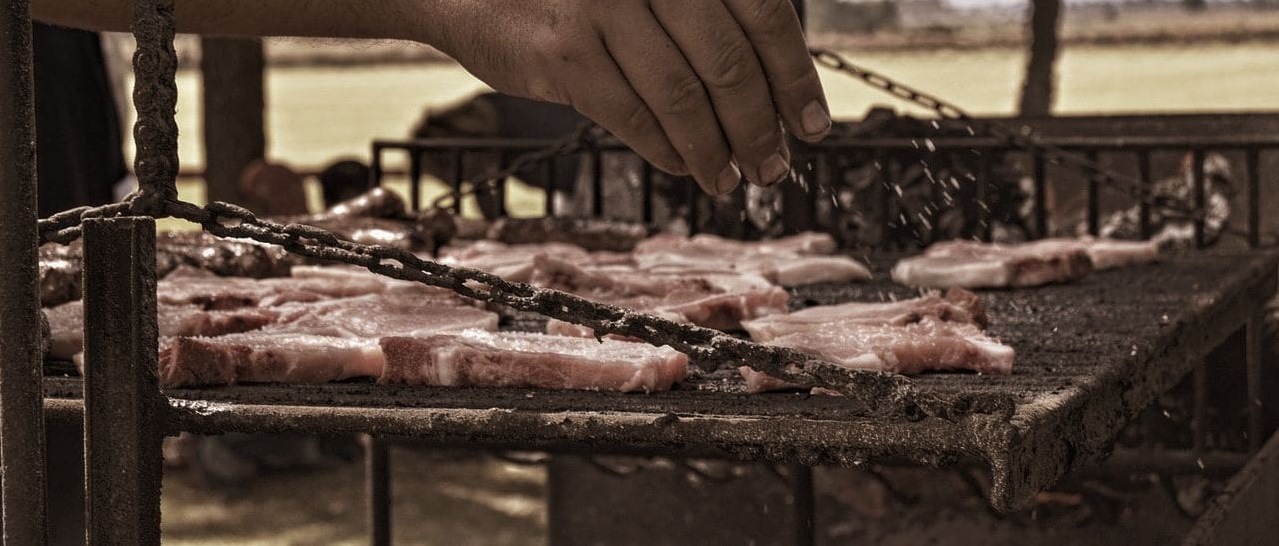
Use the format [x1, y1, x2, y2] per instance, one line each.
[0, 0, 49, 543]
[82, 217, 163, 546]
[366, 435, 391, 546]
[786, 464, 816, 546]
[1247, 310, 1266, 452]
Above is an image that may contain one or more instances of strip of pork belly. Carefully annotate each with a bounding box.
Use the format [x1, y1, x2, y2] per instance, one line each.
[740, 318, 1014, 393]
[891, 239, 1094, 289]
[741, 288, 987, 342]
[530, 255, 788, 333]
[44, 300, 279, 361]
[380, 330, 688, 392]
[438, 240, 594, 283]
[266, 293, 499, 338]
[633, 233, 868, 285]
[1075, 236, 1160, 270]
[159, 333, 384, 387]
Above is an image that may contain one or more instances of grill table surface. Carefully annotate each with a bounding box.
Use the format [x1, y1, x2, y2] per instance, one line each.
[42, 250, 1278, 511]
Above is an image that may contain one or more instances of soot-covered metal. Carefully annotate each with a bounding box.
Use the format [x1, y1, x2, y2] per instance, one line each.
[41, 250, 1278, 511]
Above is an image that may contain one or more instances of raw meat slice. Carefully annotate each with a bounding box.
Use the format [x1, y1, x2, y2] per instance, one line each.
[159, 266, 392, 309]
[633, 233, 867, 286]
[439, 240, 593, 283]
[891, 239, 1093, 289]
[159, 333, 384, 387]
[44, 300, 279, 361]
[1076, 236, 1160, 270]
[267, 293, 499, 338]
[287, 265, 463, 298]
[530, 256, 788, 332]
[380, 330, 688, 392]
[742, 288, 986, 342]
[741, 318, 1014, 392]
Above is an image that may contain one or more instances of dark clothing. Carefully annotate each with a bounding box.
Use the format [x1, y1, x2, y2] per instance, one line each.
[33, 23, 126, 218]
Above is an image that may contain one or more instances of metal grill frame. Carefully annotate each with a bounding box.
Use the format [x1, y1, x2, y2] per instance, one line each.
[4, 1, 1279, 544]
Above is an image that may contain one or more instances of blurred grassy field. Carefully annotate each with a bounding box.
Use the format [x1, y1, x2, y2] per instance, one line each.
[137, 43, 1279, 176]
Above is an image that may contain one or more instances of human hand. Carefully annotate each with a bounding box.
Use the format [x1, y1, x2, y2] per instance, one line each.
[420, 0, 831, 196]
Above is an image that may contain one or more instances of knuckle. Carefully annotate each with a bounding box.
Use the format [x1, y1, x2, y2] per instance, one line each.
[618, 101, 657, 136]
[748, 0, 794, 26]
[704, 42, 757, 92]
[656, 75, 707, 116]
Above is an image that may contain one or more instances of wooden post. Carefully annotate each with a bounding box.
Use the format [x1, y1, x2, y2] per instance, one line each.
[200, 37, 265, 207]
[1018, 0, 1062, 118]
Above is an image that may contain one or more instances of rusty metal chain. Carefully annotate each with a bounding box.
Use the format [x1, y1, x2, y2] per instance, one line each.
[157, 197, 976, 419]
[430, 123, 605, 210]
[809, 48, 1202, 220]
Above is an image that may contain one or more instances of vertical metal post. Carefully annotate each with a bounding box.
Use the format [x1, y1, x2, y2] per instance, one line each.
[1193, 366, 1209, 455]
[1192, 149, 1206, 248]
[686, 178, 701, 235]
[82, 217, 163, 546]
[1246, 148, 1261, 248]
[591, 149, 604, 218]
[1085, 150, 1100, 236]
[0, 1, 49, 543]
[544, 159, 557, 217]
[365, 435, 391, 546]
[1032, 152, 1048, 239]
[450, 149, 464, 214]
[408, 151, 422, 212]
[975, 154, 991, 241]
[788, 464, 815, 546]
[1138, 151, 1153, 240]
[640, 162, 654, 224]
[369, 144, 384, 189]
[1247, 310, 1266, 452]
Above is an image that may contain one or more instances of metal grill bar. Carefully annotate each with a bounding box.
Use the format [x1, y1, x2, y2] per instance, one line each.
[408, 152, 422, 212]
[0, 1, 48, 542]
[1033, 152, 1048, 237]
[1085, 150, 1101, 236]
[1138, 151, 1153, 239]
[450, 149, 464, 214]
[81, 218, 163, 546]
[1193, 149, 1207, 247]
[544, 159, 557, 217]
[591, 149, 604, 217]
[1247, 148, 1261, 248]
[365, 435, 391, 546]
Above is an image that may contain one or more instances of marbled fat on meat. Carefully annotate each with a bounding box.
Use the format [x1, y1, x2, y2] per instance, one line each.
[381, 330, 688, 392]
[742, 288, 986, 342]
[741, 318, 1014, 393]
[159, 333, 384, 387]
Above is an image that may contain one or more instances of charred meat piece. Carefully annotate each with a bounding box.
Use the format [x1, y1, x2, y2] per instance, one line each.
[487, 217, 655, 253]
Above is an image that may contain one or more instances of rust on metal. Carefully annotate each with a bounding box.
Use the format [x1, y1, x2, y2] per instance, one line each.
[0, 0, 49, 542]
[365, 435, 391, 546]
[82, 217, 164, 546]
[131, 0, 180, 209]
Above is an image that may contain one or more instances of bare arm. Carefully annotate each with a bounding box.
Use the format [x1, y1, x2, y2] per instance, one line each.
[33, 0, 831, 196]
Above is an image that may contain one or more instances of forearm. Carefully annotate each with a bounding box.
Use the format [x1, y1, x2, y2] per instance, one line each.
[31, 0, 439, 44]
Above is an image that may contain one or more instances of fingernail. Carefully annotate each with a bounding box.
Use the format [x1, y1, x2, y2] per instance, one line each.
[802, 101, 831, 137]
[716, 162, 741, 195]
[759, 153, 789, 186]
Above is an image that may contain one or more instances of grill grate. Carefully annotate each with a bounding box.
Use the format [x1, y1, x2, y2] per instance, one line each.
[41, 250, 1279, 511]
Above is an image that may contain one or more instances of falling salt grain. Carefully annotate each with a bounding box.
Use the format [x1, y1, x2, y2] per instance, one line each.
[924, 139, 936, 152]
[930, 120, 941, 129]
[894, 185, 903, 197]
[1162, 409, 1172, 418]
[1196, 458, 1205, 470]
